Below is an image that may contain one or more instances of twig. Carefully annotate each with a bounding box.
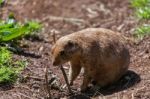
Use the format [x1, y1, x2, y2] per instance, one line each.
[41, 16, 85, 23]
[41, 16, 90, 27]
[131, 92, 134, 99]
[60, 65, 73, 94]
[52, 32, 56, 44]
[52, 31, 73, 94]
[44, 65, 52, 99]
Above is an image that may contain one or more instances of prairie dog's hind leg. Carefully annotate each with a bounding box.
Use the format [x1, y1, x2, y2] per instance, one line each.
[69, 61, 82, 85]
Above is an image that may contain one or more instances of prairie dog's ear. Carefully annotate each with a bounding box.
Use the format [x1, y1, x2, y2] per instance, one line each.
[65, 40, 79, 53]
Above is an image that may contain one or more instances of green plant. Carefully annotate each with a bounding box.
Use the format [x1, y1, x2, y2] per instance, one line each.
[131, 0, 150, 39]
[0, 47, 26, 84]
[136, 7, 150, 19]
[0, 0, 4, 6]
[24, 21, 41, 33]
[131, 0, 150, 8]
[0, 66, 18, 83]
[134, 24, 150, 39]
[0, 15, 41, 42]
[131, 0, 150, 19]
[0, 47, 11, 64]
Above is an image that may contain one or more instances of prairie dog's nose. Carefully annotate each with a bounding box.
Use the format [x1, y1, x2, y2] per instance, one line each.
[52, 59, 58, 66]
[53, 61, 57, 66]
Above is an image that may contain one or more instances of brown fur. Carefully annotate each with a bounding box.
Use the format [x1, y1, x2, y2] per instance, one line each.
[51, 28, 130, 91]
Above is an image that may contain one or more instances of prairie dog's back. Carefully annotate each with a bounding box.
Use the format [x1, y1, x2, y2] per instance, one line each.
[61, 28, 126, 49]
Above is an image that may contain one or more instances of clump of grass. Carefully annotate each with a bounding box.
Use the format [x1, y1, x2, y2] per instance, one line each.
[134, 24, 150, 39]
[0, 47, 26, 84]
[0, 14, 41, 42]
[131, 0, 150, 8]
[131, 0, 150, 39]
[136, 7, 150, 19]
[131, 0, 150, 19]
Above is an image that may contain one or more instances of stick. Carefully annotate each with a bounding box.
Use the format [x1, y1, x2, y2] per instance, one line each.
[41, 16, 85, 24]
[60, 64, 73, 94]
[41, 16, 91, 27]
[45, 65, 52, 99]
[52, 32, 56, 44]
[52, 31, 73, 94]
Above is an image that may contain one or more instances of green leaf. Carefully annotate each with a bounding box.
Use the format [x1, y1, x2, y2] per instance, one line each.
[0, 27, 28, 41]
[24, 21, 41, 33]
[0, 23, 14, 30]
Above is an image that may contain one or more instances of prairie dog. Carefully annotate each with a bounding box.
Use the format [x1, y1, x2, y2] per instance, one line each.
[51, 28, 130, 91]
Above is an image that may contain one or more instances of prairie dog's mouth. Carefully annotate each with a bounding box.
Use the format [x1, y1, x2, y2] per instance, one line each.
[52, 60, 60, 66]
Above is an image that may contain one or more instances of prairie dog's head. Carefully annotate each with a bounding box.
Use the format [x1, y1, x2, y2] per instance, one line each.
[51, 37, 81, 66]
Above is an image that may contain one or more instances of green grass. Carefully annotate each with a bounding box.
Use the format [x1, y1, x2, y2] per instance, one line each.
[131, 0, 150, 39]
[134, 24, 150, 39]
[131, 0, 150, 19]
[136, 7, 150, 19]
[0, 47, 26, 84]
[131, 0, 150, 8]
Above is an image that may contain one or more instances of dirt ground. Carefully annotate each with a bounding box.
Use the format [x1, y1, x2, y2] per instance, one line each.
[0, 0, 150, 99]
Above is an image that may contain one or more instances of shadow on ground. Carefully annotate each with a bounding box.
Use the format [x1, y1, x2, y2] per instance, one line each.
[69, 70, 141, 99]
[0, 84, 14, 91]
[17, 51, 42, 58]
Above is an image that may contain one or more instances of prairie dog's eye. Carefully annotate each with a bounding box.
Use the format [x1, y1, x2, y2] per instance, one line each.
[60, 50, 65, 56]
